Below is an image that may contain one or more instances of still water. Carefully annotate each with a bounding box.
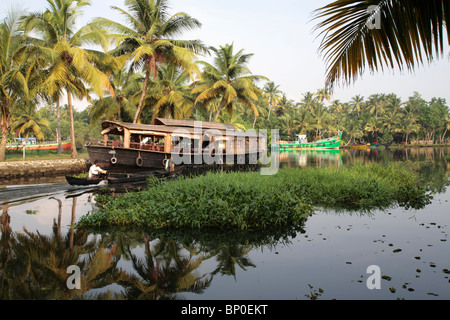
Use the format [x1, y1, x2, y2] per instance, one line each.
[1, 147, 449, 300]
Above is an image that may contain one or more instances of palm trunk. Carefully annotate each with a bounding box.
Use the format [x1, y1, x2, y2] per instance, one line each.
[117, 98, 122, 122]
[57, 99, 63, 154]
[0, 123, 8, 162]
[213, 98, 227, 122]
[441, 128, 448, 143]
[134, 61, 152, 124]
[67, 89, 78, 159]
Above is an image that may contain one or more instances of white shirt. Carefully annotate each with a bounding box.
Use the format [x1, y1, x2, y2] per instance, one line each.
[89, 164, 103, 179]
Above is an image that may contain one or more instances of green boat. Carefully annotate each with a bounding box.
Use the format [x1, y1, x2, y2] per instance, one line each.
[277, 131, 343, 150]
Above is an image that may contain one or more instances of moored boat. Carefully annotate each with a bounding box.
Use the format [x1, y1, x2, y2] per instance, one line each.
[6, 140, 72, 151]
[351, 140, 378, 149]
[277, 131, 343, 150]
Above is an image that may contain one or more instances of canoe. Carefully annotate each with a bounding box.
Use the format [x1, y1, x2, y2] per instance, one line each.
[65, 176, 105, 186]
[66, 171, 160, 186]
[351, 141, 378, 149]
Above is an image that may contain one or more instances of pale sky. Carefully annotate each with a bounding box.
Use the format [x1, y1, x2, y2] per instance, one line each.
[2, 0, 450, 108]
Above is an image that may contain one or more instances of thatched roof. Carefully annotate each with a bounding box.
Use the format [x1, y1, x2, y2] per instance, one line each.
[101, 120, 264, 139]
[152, 118, 235, 130]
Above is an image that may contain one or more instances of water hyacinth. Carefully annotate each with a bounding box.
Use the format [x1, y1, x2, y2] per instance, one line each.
[77, 163, 432, 230]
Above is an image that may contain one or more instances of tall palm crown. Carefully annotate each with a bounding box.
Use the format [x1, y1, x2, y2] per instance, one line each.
[92, 0, 206, 123]
[314, 0, 449, 89]
[145, 63, 195, 120]
[193, 43, 267, 122]
[263, 81, 282, 120]
[23, 0, 114, 158]
[0, 9, 35, 161]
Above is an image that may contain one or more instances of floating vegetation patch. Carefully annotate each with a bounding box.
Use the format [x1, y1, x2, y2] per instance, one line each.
[77, 163, 433, 230]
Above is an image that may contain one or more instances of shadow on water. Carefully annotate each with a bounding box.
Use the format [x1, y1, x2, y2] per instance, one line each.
[0, 147, 449, 300]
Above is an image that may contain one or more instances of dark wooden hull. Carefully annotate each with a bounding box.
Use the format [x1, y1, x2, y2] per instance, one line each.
[66, 172, 155, 186]
[66, 176, 104, 186]
[87, 146, 168, 169]
[87, 145, 262, 170]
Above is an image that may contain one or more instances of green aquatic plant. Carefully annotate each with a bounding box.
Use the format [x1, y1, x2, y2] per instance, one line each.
[77, 163, 432, 230]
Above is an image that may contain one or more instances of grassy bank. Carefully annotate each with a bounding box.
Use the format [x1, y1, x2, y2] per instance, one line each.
[5, 150, 89, 162]
[77, 163, 432, 231]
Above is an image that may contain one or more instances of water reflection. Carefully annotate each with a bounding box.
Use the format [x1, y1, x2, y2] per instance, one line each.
[279, 149, 343, 169]
[1, 196, 305, 299]
[279, 147, 450, 194]
[1, 147, 449, 300]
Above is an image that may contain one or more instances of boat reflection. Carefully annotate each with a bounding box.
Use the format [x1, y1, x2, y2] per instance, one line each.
[279, 149, 343, 169]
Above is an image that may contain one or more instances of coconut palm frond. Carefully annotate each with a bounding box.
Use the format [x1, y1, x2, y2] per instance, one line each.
[314, 0, 450, 89]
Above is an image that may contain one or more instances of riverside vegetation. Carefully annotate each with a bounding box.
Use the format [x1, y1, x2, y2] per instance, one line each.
[77, 163, 433, 230]
[1, 1, 449, 163]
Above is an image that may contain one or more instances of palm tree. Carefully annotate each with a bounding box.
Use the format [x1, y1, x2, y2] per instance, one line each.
[23, 0, 114, 158]
[11, 105, 50, 144]
[315, 88, 331, 104]
[92, 0, 206, 124]
[295, 106, 313, 136]
[0, 9, 30, 162]
[343, 117, 364, 146]
[299, 91, 315, 111]
[314, 0, 450, 89]
[309, 101, 331, 139]
[274, 93, 294, 117]
[350, 95, 365, 116]
[393, 112, 420, 144]
[193, 43, 267, 122]
[263, 81, 282, 120]
[89, 58, 143, 125]
[146, 63, 195, 120]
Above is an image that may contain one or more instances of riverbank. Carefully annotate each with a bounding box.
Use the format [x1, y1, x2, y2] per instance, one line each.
[0, 158, 90, 182]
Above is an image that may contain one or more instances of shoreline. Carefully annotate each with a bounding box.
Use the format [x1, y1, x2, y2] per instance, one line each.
[0, 158, 90, 183]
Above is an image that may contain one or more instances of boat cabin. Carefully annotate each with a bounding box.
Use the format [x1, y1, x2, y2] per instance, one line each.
[87, 118, 266, 169]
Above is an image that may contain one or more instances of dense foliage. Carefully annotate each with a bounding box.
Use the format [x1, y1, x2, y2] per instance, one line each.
[77, 163, 432, 230]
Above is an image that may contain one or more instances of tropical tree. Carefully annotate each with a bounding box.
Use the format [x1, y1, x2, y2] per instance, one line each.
[393, 112, 420, 144]
[89, 57, 143, 125]
[0, 9, 31, 161]
[92, 0, 206, 124]
[309, 101, 331, 138]
[263, 81, 282, 120]
[23, 0, 114, 158]
[11, 104, 50, 144]
[350, 95, 365, 116]
[314, 0, 450, 89]
[145, 63, 195, 120]
[298, 91, 315, 111]
[314, 88, 331, 104]
[193, 43, 267, 122]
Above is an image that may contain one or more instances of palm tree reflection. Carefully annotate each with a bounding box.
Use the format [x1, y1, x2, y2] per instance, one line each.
[1, 195, 307, 300]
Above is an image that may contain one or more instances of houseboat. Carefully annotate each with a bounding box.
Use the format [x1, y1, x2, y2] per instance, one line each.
[277, 131, 343, 150]
[86, 118, 267, 171]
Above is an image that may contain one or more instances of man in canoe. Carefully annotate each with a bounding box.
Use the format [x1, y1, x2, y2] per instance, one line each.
[89, 161, 108, 179]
